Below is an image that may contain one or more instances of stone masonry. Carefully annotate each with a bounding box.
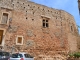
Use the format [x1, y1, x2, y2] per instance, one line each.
[0, 0, 79, 60]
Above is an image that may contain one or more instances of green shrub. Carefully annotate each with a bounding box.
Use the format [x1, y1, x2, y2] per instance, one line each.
[69, 53, 74, 57]
[74, 52, 80, 58]
[69, 52, 80, 58]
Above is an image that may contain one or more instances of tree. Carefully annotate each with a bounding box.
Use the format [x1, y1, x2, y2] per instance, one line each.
[77, 25, 80, 28]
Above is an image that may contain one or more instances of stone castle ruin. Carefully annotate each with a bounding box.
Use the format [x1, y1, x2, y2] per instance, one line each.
[0, 0, 79, 60]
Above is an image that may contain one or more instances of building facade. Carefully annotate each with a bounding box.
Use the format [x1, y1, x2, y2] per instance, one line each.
[0, 0, 79, 59]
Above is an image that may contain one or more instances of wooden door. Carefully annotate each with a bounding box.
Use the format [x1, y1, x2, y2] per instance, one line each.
[0, 30, 3, 44]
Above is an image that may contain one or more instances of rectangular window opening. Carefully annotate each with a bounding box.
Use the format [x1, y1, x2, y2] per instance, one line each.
[42, 19, 49, 28]
[46, 23, 49, 27]
[46, 20, 48, 22]
[17, 37, 22, 44]
[16, 36, 23, 45]
[43, 23, 45, 27]
[2, 13, 8, 24]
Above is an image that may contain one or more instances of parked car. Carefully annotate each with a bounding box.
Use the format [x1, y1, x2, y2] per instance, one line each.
[10, 52, 34, 60]
[0, 51, 10, 60]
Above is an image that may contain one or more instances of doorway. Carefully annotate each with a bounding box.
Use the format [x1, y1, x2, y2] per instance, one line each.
[0, 30, 4, 45]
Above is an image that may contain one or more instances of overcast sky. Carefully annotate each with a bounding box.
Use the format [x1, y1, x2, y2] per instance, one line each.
[31, 0, 80, 33]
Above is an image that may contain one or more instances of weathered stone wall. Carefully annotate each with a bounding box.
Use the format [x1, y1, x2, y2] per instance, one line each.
[77, 35, 80, 49]
[0, 0, 79, 59]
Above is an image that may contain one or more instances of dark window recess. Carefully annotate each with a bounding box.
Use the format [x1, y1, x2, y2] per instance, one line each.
[51, 11, 52, 13]
[33, 6, 35, 8]
[11, 0, 13, 2]
[17, 2, 19, 3]
[71, 26, 73, 31]
[2, 13, 8, 24]
[24, 7, 25, 9]
[28, 5, 29, 6]
[13, 4, 14, 6]
[42, 19, 49, 28]
[43, 23, 45, 27]
[43, 20, 45, 21]
[46, 23, 48, 27]
[32, 19, 34, 21]
[38, 7, 39, 9]
[26, 17, 27, 19]
[46, 20, 48, 22]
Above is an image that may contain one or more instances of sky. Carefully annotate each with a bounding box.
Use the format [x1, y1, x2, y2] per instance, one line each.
[31, 0, 80, 33]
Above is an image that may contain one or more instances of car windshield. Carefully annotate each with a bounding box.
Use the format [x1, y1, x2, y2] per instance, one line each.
[0, 52, 9, 56]
[11, 53, 23, 58]
[24, 54, 33, 58]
